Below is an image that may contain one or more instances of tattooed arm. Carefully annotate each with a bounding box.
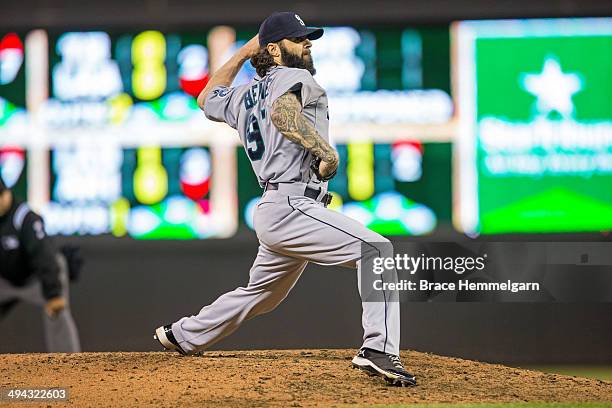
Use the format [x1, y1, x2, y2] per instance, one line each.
[271, 92, 339, 177]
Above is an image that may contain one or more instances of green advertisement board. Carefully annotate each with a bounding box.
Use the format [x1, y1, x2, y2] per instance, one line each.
[455, 18, 612, 234]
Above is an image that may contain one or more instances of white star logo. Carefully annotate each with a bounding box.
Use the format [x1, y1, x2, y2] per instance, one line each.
[522, 57, 582, 118]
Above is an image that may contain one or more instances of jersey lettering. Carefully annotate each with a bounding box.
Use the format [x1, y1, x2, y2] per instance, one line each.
[205, 67, 327, 186]
[243, 80, 269, 110]
[246, 114, 265, 161]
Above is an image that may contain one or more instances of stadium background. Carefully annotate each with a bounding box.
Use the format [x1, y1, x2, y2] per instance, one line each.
[1, 0, 611, 369]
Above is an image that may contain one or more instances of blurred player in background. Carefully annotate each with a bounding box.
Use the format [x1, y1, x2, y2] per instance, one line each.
[0, 176, 81, 352]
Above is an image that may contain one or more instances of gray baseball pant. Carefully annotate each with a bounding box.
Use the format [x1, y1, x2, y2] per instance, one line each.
[0, 254, 81, 352]
[172, 187, 400, 355]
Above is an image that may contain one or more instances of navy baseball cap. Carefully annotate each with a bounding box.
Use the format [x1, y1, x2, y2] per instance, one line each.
[258, 12, 323, 47]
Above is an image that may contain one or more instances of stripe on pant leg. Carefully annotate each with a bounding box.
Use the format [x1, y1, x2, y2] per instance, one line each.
[287, 197, 389, 353]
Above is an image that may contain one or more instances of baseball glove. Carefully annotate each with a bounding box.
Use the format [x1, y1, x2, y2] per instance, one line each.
[310, 156, 337, 181]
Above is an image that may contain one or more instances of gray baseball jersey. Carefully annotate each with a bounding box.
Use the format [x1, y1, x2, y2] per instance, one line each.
[172, 64, 401, 357]
[204, 66, 329, 187]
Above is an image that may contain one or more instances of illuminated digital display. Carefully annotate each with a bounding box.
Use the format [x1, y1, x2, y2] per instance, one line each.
[238, 142, 452, 236]
[1, 25, 454, 239]
[0, 146, 27, 201]
[43, 145, 215, 239]
[42, 31, 210, 132]
[35, 30, 231, 238]
[236, 26, 453, 124]
[454, 18, 612, 234]
[233, 25, 453, 236]
[0, 32, 27, 138]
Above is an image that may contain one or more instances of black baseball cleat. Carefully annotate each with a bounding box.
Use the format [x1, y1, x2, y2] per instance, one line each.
[352, 348, 417, 387]
[154, 325, 187, 355]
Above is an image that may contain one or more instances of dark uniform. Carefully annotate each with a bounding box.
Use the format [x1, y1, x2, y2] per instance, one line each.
[0, 179, 80, 352]
[0, 198, 62, 298]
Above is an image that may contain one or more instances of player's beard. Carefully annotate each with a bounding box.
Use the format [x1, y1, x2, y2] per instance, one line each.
[279, 43, 316, 75]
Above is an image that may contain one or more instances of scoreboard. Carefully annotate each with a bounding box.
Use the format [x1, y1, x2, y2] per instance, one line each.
[235, 26, 452, 124]
[0, 24, 454, 239]
[0, 33, 28, 202]
[43, 31, 211, 131]
[45, 145, 214, 239]
[239, 142, 452, 236]
[38, 31, 224, 238]
[0, 32, 27, 136]
[3, 19, 610, 238]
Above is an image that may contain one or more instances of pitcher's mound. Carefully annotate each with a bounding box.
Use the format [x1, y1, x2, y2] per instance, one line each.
[2, 349, 611, 407]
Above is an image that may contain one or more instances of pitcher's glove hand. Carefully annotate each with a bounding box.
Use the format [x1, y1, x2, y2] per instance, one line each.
[310, 156, 337, 181]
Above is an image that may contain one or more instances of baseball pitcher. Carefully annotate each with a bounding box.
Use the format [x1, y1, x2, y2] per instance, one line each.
[155, 11, 416, 386]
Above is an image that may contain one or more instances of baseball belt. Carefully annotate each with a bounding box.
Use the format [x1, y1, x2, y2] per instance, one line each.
[265, 182, 333, 207]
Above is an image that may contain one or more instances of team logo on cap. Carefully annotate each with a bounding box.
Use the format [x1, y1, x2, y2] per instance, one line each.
[295, 14, 305, 26]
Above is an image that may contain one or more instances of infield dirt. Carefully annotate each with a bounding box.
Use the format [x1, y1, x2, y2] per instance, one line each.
[1, 349, 611, 407]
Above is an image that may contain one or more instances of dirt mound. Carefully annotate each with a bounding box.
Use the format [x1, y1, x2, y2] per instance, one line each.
[1, 350, 610, 407]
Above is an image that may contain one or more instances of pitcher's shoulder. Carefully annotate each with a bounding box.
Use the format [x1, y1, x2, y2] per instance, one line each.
[268, 66, 315, 82]
[271, 67, 324, 93]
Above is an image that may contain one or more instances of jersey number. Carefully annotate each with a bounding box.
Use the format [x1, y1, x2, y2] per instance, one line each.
[246, 115, 265, 161]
